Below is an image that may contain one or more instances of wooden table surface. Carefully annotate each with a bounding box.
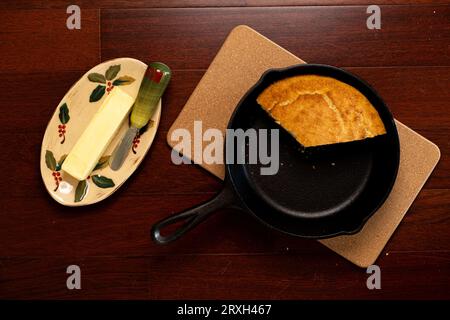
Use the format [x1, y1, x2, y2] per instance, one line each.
[0, 0, 449, 300]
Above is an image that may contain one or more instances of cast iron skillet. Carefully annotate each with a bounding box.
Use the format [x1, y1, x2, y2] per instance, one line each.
[151, 64, 400, 244]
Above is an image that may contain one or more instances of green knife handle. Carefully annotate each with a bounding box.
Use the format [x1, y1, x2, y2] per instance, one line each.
[131, 62, 171, 129]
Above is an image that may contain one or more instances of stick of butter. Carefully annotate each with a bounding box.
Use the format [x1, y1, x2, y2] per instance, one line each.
[62, 87, 135, 180]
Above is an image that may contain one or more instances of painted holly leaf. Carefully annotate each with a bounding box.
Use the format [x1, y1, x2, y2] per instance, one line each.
[113, 75, 135, 86]
[56, 154, 67, 171]
[89, 85, 106, 102]
[58, 103, 70, 124]
[105, 65, 121, 81]
[91, 175, 115, 188]
[45, 150, 57, 171]
[93, 155, 110, 171]
[74, 180, 88, 203]
[88, 73, 106, 84]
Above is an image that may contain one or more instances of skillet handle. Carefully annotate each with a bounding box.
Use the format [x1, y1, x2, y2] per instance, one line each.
[151, 187, 236, 244]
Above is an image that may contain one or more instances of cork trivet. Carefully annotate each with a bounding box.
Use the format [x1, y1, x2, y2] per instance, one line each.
[167, 25, 441, 268]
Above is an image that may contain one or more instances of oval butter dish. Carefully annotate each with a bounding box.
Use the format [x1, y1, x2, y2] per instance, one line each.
[40, 58, 161, 206]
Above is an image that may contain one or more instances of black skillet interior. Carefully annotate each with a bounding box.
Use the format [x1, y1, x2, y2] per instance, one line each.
[226, 64, 400, 238]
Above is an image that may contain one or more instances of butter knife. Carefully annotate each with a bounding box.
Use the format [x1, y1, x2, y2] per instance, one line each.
[110, 62, 171, 170]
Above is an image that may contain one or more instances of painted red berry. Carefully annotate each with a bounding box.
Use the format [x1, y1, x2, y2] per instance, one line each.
[62, 125, 66, 129]
[87, 176, 90, 180]
[59, 134, 63, 137]
[59, 177, 62, 181]
[58, 125, 62, 129]
[107, 81, 111, 86]
[136, 139, 140, 143]
[52, 172, 56, 176]
[56, 172, 61, 176]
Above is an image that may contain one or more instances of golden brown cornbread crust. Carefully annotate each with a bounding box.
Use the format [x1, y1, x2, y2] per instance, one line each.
[256, 75, 387, 147]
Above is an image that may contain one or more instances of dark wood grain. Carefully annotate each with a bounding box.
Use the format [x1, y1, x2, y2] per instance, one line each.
[0, 10, 100, 73]
[0, 190, 449, 258]
[0, 2, 449, 300]
[2, 0, 450, 9]
[101, 6, 450, 68]
[1, 251, 449, 299]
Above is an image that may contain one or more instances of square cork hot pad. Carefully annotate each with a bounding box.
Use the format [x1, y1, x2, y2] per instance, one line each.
[167, 25, 441, 268]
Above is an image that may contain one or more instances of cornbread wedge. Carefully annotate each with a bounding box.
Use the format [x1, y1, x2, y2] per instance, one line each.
[256, 75, 386, 147]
